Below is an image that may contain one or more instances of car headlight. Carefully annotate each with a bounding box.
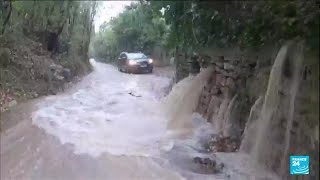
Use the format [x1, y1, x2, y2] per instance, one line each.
[128, 60, 136, 65]
[148, 59, 153, 63]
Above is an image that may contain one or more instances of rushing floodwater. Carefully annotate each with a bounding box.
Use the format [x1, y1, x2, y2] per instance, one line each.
[1, 60, 280, 180]
[33, 61, 171, 158]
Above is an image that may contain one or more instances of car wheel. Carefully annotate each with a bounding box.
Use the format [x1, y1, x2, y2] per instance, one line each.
[124, 66, 129, 73]
[149, 68, 153, 73]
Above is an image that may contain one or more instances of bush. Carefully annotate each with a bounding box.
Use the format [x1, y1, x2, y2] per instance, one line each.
[0, 48, 11, 67]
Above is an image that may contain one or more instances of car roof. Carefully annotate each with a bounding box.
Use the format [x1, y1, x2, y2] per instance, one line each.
[128, 52, 146, 56]
[127, 52, 144, 55]
[120, 52, 146, 56]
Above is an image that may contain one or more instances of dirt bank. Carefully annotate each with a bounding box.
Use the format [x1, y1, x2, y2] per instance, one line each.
[0, 35, 91, 114]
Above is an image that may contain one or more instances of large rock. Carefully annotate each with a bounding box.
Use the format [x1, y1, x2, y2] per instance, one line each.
[214, 62, 224, 68]
[199, 54, 211, 68]
[204, 134, 240, 153]
[49, 63, 64, 72]
[215, 74, 227, 87]
[49, 63, 71, 82]
[210, 86, 220, 95]
[215, 66, 238, 79]
[53, 72, 64, 81]
[223, 62, 235, 70]
[226, 77, 236, 89]
[47, 63, 70, 94]
[193, 156, 224, 173]
[62, 68, 71, 82]
[0, 99, 17, 112]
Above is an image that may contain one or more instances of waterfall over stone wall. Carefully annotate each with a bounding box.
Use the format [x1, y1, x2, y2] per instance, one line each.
[189, 40, 318, 178]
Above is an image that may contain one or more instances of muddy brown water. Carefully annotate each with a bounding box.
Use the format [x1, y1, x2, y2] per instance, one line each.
[1, 61, 279, 180]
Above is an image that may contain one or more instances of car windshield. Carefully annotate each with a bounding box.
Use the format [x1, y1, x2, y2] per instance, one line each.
[127, 53, 147, 60]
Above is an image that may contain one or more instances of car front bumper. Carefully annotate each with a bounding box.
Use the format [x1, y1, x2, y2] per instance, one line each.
[128, 64, 153, 73]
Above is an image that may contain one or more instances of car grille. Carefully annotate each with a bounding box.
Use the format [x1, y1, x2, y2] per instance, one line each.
[138, 61, 148, 65]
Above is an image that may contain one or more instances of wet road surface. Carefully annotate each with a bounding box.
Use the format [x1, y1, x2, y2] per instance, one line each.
[1, 61, 280, 180]
[1, 62, 183, 180]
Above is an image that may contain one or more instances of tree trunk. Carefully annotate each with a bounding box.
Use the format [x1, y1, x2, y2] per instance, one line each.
[1, 0, 12, 35]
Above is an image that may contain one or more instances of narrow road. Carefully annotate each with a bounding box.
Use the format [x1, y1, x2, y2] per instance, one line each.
[1, 62, 182, 180]
[1, 61, 280, 180]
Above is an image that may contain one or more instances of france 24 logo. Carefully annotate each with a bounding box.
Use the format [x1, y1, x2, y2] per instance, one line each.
[290, 156, 309, 175]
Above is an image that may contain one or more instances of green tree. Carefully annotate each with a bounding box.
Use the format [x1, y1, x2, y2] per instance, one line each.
[1, 0, 98, 75]
[90, 2, 169, 62]
[149, 1, 319, 50]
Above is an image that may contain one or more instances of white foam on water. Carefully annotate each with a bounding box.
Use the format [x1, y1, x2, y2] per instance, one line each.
[32, 62, 172, 157]
[163, 113, 280, 180]
[156, 64, 281, 179]
[32, 61, 281, 179]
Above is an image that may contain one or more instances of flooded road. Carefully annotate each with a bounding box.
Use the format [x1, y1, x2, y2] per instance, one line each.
[1, 61, 279, 180]
[33, 61, 172, 158]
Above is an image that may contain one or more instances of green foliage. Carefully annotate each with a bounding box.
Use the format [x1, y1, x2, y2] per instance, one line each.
[1, 1, 97, 60]
[90, 2, 169, 61]
[90, 28, 117, 60]
[0, 1, 97, 100]
[149, 1, 319, 51]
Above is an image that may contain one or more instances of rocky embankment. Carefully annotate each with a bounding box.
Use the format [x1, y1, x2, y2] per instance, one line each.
[177, 41, 319, 179]
[0, 37, 86, 113]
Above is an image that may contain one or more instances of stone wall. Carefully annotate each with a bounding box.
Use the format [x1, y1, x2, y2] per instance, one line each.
[194, 42, 319, 178]
[196, 55, 255, 138]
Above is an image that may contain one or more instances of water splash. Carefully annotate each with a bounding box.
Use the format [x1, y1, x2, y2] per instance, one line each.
[162, 68, 214, 135]
[240, 96, 264, 153]
[245, 41, 305, 175]
[161, 68, 280, 179]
